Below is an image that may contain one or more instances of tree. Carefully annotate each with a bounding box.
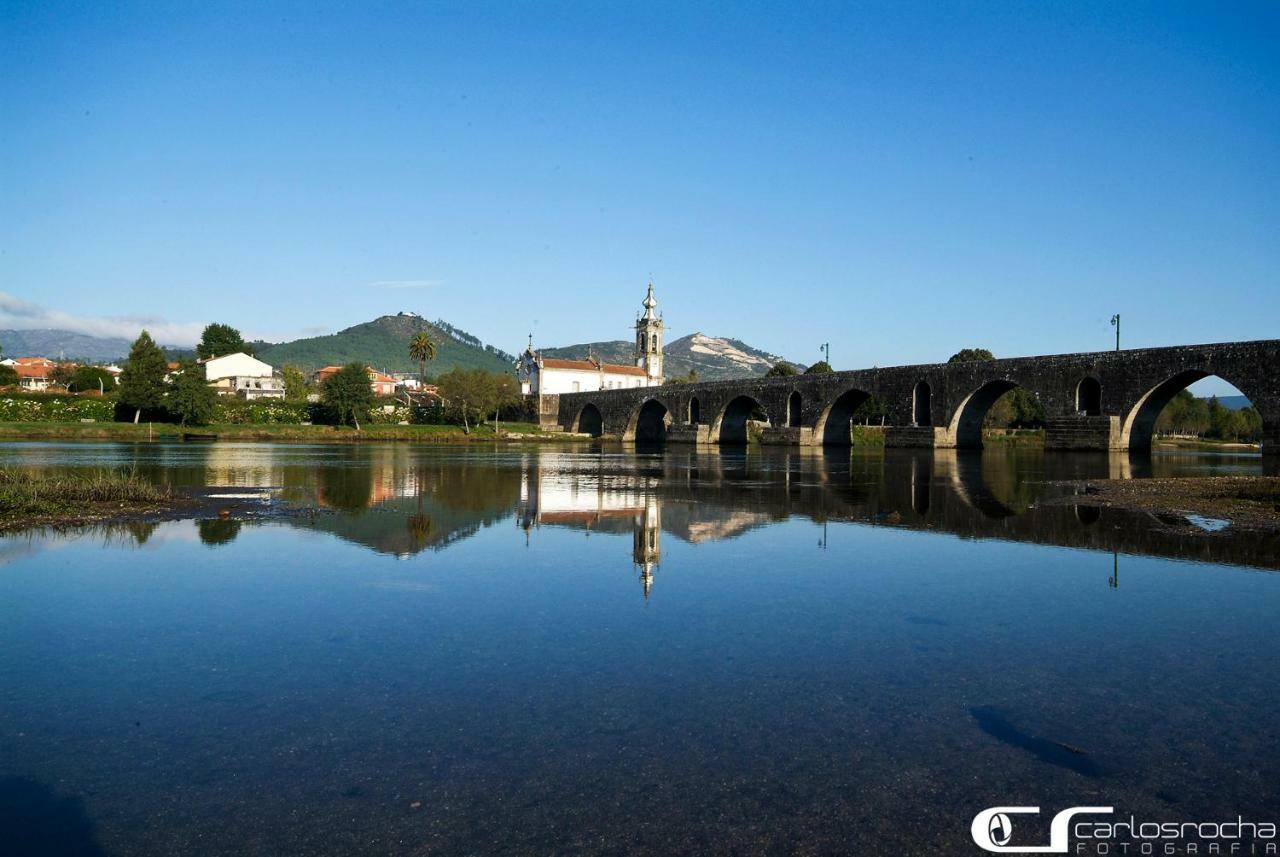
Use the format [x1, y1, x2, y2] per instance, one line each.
[1206, 396, 1235, 440]
[664, 368, 700, 386]
[281, 365, 308, 403]
[321, 362, 375, 430]
[166, 359, 217, 426]
[853, 395, 887, 425]
[949, 348, 995, 363]
[436, 368, 520, 432]
[805, 360, 833, 374]
[408, 332, 438, 383]
[197, 323, 252, 359]
[984, 387, 1045, 429]
[765, 361, 798, 377]
[119, 331, 170, 423]
[69, 365, 117, 393]
[50, 363, 76, 388]
[0, 365, 17, 387]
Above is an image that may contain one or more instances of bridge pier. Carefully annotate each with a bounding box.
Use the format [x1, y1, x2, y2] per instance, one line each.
[884, 426, 953, 449]
[759, 426, 817, 446]
[1263, 425, 1280, 458]
[666, 424, 713, 445]
[1043, 416, 1123, 452]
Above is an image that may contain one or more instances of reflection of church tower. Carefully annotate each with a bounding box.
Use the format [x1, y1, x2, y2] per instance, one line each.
[632, 497, 662, 598]
[635, 282, 664, 384]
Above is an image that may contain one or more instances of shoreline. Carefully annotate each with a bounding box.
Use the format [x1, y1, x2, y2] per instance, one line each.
[1047, 476, 1280, 534]
[0, 421, 591, 444]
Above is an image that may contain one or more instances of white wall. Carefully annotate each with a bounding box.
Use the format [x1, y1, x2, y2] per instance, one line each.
[534, 366, 651, 395]
[204, 352, 273, 381]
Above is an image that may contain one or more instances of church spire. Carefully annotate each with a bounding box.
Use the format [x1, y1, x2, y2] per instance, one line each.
[634, 280, 664, 383]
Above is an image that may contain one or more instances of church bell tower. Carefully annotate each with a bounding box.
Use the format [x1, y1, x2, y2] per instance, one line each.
[634, 282, 664, 384]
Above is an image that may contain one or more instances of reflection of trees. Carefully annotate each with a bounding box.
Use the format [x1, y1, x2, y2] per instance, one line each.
[315, 458, 377, 514]
[123, 521, 160, 545]
[430, 463, 523, 516]
[197, 518, 242, 546]
[291, 459, 522, 557]
[406, 514, 433, 551]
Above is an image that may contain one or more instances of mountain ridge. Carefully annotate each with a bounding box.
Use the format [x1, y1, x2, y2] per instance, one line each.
[542, 332, 788, 381]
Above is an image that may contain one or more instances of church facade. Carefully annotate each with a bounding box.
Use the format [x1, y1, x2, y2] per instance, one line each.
[518, 282, 665, 396]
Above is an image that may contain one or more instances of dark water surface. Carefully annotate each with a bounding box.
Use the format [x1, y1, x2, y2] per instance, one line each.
[2, 441, 1279, 855]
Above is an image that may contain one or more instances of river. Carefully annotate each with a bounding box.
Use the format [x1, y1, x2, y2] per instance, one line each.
[1, 441, 1277, 855]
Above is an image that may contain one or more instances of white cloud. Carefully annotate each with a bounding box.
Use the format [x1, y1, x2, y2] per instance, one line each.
[0, 291, 206, 347]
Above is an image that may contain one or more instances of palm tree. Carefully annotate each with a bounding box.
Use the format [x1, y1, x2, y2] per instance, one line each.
[408, 331, 437, 384]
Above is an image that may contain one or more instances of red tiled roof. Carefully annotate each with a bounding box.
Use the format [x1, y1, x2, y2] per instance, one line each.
[540, 357, 647, 377]
[14, 363, 52, 379]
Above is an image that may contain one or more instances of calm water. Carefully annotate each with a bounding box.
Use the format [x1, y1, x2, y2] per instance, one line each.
[2, 441, 1279, 856]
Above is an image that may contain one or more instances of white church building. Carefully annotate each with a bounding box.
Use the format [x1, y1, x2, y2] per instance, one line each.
[518, 282, 665, 396]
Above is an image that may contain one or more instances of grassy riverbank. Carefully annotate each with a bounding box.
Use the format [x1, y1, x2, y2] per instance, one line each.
[0, 468, 182, 530]
[0, 421, 583, 443]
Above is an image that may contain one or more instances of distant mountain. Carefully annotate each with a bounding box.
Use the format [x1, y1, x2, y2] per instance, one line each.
[0, 328, 187, 363]
[256, 313, 515, 376]
[1205, 395, 1252, 411]
[542, 332, 787, 381]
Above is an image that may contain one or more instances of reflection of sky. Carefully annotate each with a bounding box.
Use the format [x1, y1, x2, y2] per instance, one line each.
[3, 500, 1280, 855]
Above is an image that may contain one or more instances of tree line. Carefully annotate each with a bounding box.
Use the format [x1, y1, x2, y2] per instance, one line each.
[102, 323, 525, 430]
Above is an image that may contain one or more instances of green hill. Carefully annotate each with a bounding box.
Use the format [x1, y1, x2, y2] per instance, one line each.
[256, 313, 515, 376]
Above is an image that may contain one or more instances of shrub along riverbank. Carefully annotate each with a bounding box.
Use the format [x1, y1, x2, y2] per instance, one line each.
[0, 467, 180, 528]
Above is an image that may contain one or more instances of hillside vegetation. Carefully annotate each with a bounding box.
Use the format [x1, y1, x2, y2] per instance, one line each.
[256, 313, 514, 375]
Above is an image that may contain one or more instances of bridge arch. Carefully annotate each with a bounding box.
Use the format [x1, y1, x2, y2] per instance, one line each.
[574, 403, 604, 437]
[713, 395, 768, 445]
[1120, 369, 1261, 453]
[787, 391, 802, 428]
[913, 381, 932, 427]
[688, 397, 701, 425]
[1076, 377, 1102, 416]
[816, 388, 871, 446]
[947, 379, 1021, 449]
[628, 398, 671, 444]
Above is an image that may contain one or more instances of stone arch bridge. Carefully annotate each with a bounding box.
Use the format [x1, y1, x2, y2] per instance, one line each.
[546, 339, 1280, 454]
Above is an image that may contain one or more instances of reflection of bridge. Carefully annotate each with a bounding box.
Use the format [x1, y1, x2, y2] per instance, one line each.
[65, 446, 1280, 580]
[511, 448, 1280, 594]
[551, 340, 1280, 454]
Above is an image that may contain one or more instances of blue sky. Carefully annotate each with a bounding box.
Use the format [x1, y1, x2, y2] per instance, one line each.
[2, 1, 1277, 383]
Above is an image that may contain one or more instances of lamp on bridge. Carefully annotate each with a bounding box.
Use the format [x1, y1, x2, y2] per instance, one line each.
[1110, 314, 1121, 352]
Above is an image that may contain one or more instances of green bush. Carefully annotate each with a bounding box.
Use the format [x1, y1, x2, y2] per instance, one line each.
[211, 399, 310, 425]
[0, 393, 115, 422]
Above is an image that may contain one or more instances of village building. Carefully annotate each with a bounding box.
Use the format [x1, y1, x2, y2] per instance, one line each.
[202, 352, 286, 399]
[6, 357, 58, 391]
[312, 365, 398, 396]
[517, 282, 665, 396]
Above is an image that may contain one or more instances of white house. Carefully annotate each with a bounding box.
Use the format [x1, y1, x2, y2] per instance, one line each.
[517, 282, 665, 396]
[202, 352, 285, 399]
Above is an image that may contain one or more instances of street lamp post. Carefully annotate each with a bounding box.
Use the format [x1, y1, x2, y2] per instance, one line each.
[819, 342, 830, 368]
[1110, 314, 1121, 351]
